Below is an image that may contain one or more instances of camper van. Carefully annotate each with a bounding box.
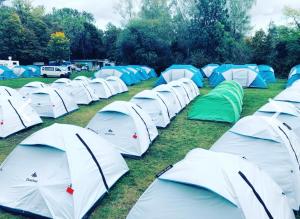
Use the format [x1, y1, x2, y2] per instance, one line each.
[41, 66, 71, 78]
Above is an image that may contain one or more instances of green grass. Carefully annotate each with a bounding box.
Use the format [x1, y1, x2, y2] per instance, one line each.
[0, 77, 287, 219]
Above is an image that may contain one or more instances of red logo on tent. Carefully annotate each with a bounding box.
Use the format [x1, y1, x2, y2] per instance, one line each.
[66, 185, 74, 195]
[0, 120, 3, 125]
[132, 133, 138, 139]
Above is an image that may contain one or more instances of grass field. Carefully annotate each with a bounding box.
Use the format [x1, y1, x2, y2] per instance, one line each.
[0, 74, 287, 219]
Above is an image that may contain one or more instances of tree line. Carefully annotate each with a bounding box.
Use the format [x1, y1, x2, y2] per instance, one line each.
[0, 0, 299, 77]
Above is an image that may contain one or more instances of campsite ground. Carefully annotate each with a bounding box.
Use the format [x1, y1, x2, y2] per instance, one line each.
[0, 73, 288, 219]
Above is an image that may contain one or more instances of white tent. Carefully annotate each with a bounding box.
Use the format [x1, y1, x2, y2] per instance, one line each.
[168, 80, 190, 106]
[0, 97, 42, 138]
[70, 80, 99, 105]
[89, 78, 115, 99]
[86, 101, 158, 157]
[19, 82, 47, 100]
[51, 78, 74, 95]
[0, 123, 129, 219]
[211, 115, 300, 210]
[0, 86, 23, 100]
[73, 76, 91, 85]
[128, 149, 294, 219]
[274, 88, 300, 108]
[178, 78, 199, 100]
[254, 100, 300, 136]
[131, 90, 171, 128]
[30, 87, 78, 118]
[153, 85, 182, 118]
[106, 76, 128, 94]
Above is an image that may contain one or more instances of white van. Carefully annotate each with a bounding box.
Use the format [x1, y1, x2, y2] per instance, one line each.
[41, 66, 71, 78]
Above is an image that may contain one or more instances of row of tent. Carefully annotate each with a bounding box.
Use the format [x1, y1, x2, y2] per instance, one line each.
[0, 76, 129, 138]
[0, 78, 200, 218]
[188, 81, 244, 123]
[95, 65, 157, 86]
[127, 81, 300, 219]
[155, 64, 275, 89]
[287, 64, 300, 87]
[0, 65, 40, 80]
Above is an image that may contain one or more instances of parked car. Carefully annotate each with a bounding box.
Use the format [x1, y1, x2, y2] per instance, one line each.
[41, 66, 71, 78]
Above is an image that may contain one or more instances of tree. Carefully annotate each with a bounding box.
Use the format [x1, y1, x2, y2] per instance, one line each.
[284, 6, 300, 28]
[47, 32, 70, 61]
[103, 23, 122, 61]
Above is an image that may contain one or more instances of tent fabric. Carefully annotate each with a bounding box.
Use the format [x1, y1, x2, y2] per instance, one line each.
[155, 65, 204, 87]
[89, 78, 115, 99]
[188, 81, 244, 123]
[287, 65, 300, 87]
[19, 82, 47, 100]
[0, 66, 17, 80]
[30, 87, 78, 118]
[0, 97, 42, 138]
[69, 80, 99, 105]
[209, 64, 267, 88]
[258, 65, 276, 83]
[127, 149, 294, 219]
[254, 100, 300, 136]
[153, 84, 182, 116]
[0, 123, 129, 219]
[105, 76, 128, 94]
[0, 86, 23, 100]
[127, 66, 149, 81]
[95, 66, 135, 85]
[178, 78, 200, 100]
[12, 66, 34, 78]
[86, 101, 158, 157]
[141, 66, 157, 78]
[211, 115, 300, 210]
[131, 90, 171, 128]
[274, 88, 300, 108]
[74, 76, 91, 85]
[202, 64, 220, 78]
[27, 65, 41, 77]
[168, 80, 191, 106]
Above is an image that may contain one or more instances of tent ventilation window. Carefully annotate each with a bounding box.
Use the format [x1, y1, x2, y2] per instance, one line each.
[238, 171, 273, 219]
[76, 133, 109, 191]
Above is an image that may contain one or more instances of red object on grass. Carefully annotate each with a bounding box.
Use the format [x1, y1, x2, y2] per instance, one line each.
[66, 186, 74, 195]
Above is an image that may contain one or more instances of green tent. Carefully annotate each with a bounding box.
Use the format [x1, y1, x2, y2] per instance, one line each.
[188, 81, 244, 123]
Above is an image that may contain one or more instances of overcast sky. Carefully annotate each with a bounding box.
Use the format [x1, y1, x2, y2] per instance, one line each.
[28, 0, 300, 32]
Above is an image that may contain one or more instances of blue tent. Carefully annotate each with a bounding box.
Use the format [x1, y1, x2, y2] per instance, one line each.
[141, 66, 157, 78]
[202, 64, 220, 78]
[287, 65, 300, 87]
[245, 64, 259, 72]
[128, 66, 150, 80]
[12, 66, 34, 78]
[258, 65, 276, 83]
[27, 65, 41, 77]
[209, 64, 267, 88]
[0, 66, 17, 80]
[155, 65, 204, 87]
[94, 66, 135, 85]
[118, 66, 141, 84]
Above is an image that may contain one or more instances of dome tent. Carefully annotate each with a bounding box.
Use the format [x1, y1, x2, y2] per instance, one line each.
[30, 87, 78, 118]
[0, 123, 129, 219]
[211, 115, 300, 210]
[89, 78, 115, 99]
[201, 64, 219, 78]
[0, 97, 42, 138]
[27, 65, 41, 77]
[168, 80, 191, 106]
[0, 66, 17, 80]
[127, 66, 150, 80]
[12, 66, 34, 78]
[178, 78, 200, 100]
[141, 66, 157, 78]
[155, 65, 204, 87]
[131, 90, 171, 128]
[188, 81, 244, 123]
[86, 101, 158, 157]
[127, 149, 294, 219]
[274, 88, 300, 108]
[153, 84, 182, 117]
[0, 86, 23, 100]
[209, 64, 267, 88]
[258, 65, 276, 83]
[73, 75, 91, 85]
[51, 78, 74, 95]
[287, 65, 300, 87]
[19, 81, 47, 100]
[254, 100, 300, 136]
[70, 80, 99, 105]
[105, 76, 128, 94]
[95, 66, 135, 85]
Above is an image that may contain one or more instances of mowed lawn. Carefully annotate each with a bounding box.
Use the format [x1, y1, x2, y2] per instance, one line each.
[0, 74, 286, 219]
